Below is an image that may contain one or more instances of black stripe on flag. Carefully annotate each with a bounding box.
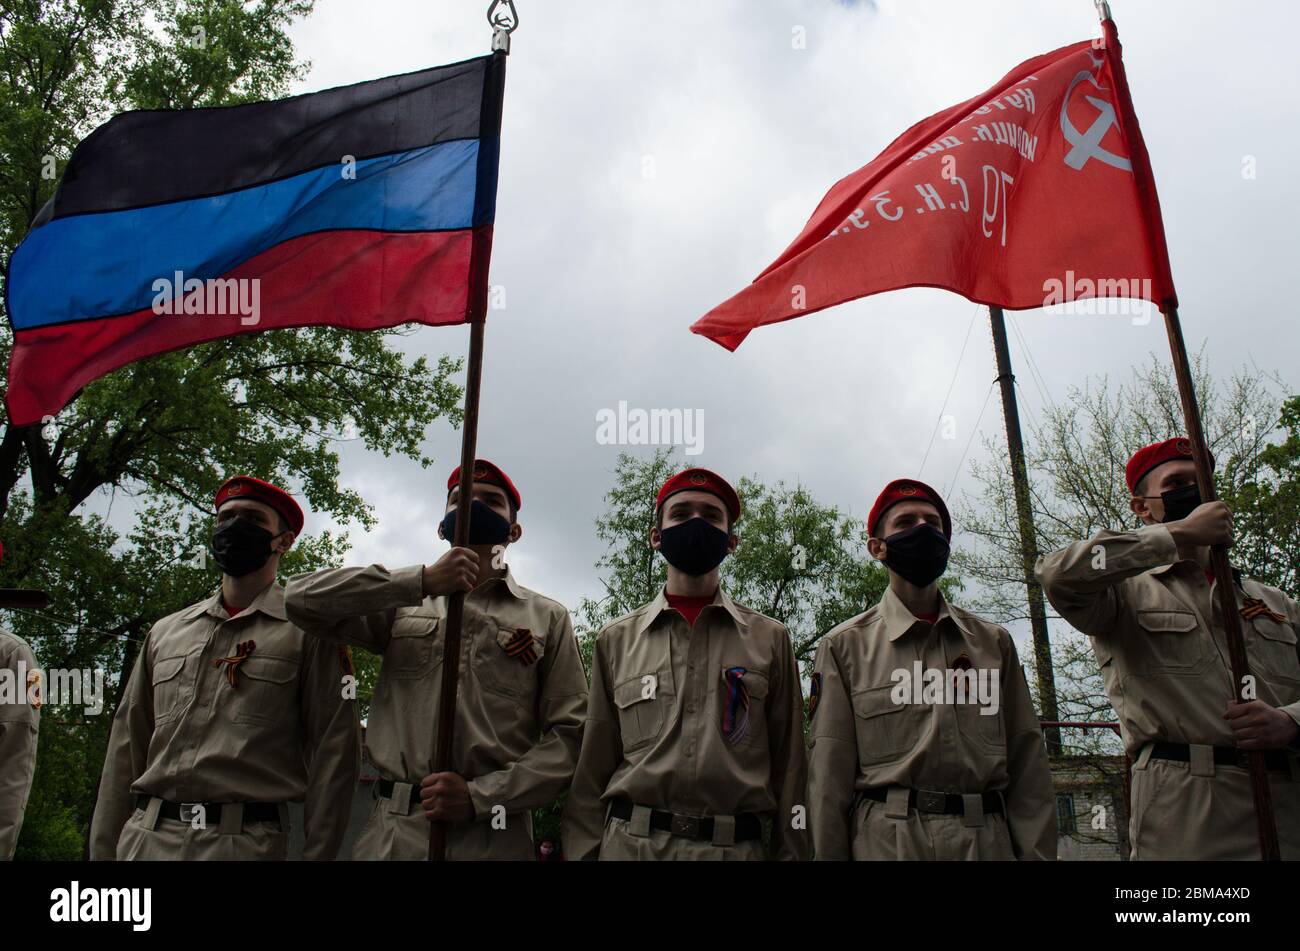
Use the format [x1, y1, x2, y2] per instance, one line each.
[40, 54, 496, 222]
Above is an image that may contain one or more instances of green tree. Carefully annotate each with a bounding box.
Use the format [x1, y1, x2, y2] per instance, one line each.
[0, 1, 464, 857]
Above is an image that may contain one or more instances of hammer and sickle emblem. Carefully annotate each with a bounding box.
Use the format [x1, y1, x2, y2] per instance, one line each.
[1059, 56, 1132, 173]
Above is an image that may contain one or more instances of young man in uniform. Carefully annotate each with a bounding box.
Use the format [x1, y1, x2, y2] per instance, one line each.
[285, 459, 587, 860]
[1037, 437, 1300, 859]
[562, 467, 809, 860]
[808, 479, 1055, 860]
[90, 476, 360, 860]
[0, 625, 39, 860]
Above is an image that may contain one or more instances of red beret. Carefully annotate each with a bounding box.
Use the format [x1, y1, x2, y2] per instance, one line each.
[869, 478, 951, 539]
[447, 458, 521, 511]
[1126, 437, 1214, 494]
[214, 475, 304, 535]
[656, 468, 741, 522]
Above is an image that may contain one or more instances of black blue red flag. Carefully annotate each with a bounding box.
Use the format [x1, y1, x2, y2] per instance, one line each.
[5, 52, 505, 425]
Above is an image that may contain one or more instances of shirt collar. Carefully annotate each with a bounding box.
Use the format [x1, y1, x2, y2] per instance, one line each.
[187, 581, 288, 622]
[633, 585, 748, 636]
[882, 586, 973, 642]
[473, 566, 526, 601]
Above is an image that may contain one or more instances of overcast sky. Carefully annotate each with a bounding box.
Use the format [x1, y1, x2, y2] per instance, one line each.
[250, 0, 1297, 648]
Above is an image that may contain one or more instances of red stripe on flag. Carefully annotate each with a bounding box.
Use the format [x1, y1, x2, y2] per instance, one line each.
[6, 227, 487, 425]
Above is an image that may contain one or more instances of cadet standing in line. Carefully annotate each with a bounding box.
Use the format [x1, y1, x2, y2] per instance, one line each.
[285, 459, 587, 860]
[562, 467, 810, 861]
[808, 479, 1055, 860]
[0, 625, 39, 860]
[1037, 437, 1300, 859]
[90, 476, 361, 860]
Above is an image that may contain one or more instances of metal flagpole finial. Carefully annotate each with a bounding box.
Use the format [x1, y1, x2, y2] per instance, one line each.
[488, 0, 519, 53]
[1094, 0, 1112, 21]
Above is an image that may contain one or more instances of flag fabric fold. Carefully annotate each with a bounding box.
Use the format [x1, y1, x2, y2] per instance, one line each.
[691, 19, 1176, 351]
[5, 53, 505, 425]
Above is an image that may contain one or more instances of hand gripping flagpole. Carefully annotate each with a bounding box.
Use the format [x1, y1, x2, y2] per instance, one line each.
[427, 0, 517, 862]
[1096, 0, 1280, 861]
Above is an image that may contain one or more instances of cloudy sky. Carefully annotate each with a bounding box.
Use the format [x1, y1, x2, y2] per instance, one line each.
[268, 0, 1299, 647]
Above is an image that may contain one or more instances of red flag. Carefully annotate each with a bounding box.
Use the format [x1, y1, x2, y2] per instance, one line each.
[691, 20, 1176, 351]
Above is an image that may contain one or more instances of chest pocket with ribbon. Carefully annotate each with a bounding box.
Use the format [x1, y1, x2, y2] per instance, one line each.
[474, 626, 546, 699]
[385, 612, 443, 680]
[718, 666, 769, 750]
[1243, 599, 1300, 690]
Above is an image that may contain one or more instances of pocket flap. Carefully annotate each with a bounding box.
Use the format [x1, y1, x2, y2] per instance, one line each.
[852, 685, 903, 720]
[152, 655, 186, 684]
[1136, 609, 1198, 633]
[238, 655, 297, 684]
[1253, 617, 1297, 645]
[392, 613, 439, 638]
[614, 674, 658, 709]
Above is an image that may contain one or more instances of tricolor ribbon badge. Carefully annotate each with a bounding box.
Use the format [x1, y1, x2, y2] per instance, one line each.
[722, 665, 750, 744]
[504, 628, 539, 666]
[1241, 597, 1287, 624]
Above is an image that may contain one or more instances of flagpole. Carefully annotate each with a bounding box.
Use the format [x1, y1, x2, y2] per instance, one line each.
[988, 306, 1061, 756]
[428, 1, 516, 861]
[1096, 0, 1280, 860]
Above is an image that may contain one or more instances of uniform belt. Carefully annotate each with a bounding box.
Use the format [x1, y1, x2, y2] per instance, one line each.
[607, 798, 762, 842]
[376, 778, 422, 805]
[859, 787, 1004, 816]
[136, 795, 282, 825]
[1149, 742, 1291, 772]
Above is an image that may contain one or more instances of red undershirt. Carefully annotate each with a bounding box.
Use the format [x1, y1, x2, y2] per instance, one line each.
[1205, 568, 1216, 587]
[914, 611, 939, 625]
[223, 599, 246, 618]
[666, 591, 716, 627]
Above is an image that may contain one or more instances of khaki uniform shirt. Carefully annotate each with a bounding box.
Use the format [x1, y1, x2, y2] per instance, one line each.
[1036, 523, 1300, 754]
[562, 587, 811, 861]
[283, 564, 587, 840]
[808, 588, 1056, 860]
[0, 630, 39, 860]
[90, 582, 361, 859]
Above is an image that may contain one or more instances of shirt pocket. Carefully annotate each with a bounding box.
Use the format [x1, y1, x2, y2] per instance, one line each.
[717, 665, 770, 750]
[953, 668, 1005, 750]
[151, 654, 188, 724]
[852, 684, 925, 765]
[385, 612, 443, 680]
[1248, 616, 1300, 689]
[474, 627, 547, 700]
[231, 654, 299, 726]
[613, 671, 670, 753]
[1135, 608, 1206, 674]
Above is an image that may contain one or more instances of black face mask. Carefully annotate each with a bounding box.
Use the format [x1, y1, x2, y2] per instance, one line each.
[882, 523, 950, 587]
[1158, 483, 1201, 523]
[658, 517, 730, 576]
[440, 498, 513, 546]
[211, 517, 277, 578]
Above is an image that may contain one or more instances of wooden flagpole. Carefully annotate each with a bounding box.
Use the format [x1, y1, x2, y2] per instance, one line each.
[428, 2, 516, 861]
[1095, 0, 1279, 859]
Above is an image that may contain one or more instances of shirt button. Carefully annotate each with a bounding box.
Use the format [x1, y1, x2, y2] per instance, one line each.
[686, 704, 694, 714]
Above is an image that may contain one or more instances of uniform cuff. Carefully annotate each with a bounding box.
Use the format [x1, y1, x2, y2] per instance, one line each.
[466, 777, 497, 823]
[1136, 523, 1180, 565]
[391, 564, 427, 605]
[1280, 702, 1300, 750]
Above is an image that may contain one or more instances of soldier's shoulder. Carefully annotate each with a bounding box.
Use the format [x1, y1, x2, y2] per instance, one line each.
[0, 628, 36, 665]
[512, 582, 571, 621]
[594, 600, 659, 642]
[821, 605, 882, 647]
[1239, 577, 1294, 612]
[947, 603, 1010, 642]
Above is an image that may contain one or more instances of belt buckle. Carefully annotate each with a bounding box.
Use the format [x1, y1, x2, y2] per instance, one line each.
[916, 790, 946, 814]
[1235, 749, 1251, 770]
[178, 803, 203, 824]
[670, 814, 701, 838]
